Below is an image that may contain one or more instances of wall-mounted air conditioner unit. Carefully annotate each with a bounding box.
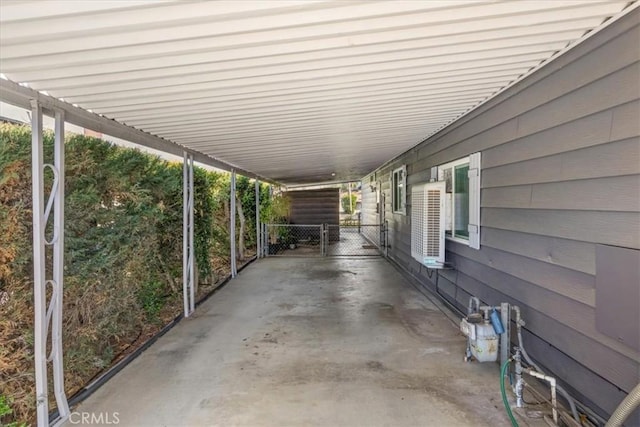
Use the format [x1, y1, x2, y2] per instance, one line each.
[411, 181, 445, 267]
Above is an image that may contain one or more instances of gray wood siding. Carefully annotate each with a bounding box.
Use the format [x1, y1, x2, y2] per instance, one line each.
[360, 10, 640, 421]
[361, 181, 378, 225]
[287, 188, 339, 225]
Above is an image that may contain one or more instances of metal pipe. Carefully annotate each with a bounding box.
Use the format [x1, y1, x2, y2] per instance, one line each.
[526, 369, 558, 425]
[468, 296, 480, 314]
[512, 306, 579, 422]
[514, 348, 524, 408]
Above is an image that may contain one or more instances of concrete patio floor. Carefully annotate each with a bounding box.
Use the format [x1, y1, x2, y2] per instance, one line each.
[67, 257, 524, 427]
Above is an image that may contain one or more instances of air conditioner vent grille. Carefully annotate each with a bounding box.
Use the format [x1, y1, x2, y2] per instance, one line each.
[411, 181, 445, 265]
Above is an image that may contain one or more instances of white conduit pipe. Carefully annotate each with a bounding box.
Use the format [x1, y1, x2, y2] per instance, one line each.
[511, 306, 580, 422]
[526, 368, 558, 425]
[605, 383, 640, 427]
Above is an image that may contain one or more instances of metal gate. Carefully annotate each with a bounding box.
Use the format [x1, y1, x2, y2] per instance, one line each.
[261, 223, 386, 257]
[325, 224, 384, 256]
[262, 224, 324, 257]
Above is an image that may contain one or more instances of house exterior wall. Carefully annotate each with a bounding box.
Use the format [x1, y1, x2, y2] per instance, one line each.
[361, 178, 380, 225]
[361, 9, 639, 421]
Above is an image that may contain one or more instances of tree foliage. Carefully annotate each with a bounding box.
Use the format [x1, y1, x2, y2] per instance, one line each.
[0, 123, 266, 424]
[341, 194, 357, 214]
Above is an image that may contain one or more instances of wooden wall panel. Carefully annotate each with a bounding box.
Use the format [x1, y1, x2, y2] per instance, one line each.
[287, 188, 339, 225]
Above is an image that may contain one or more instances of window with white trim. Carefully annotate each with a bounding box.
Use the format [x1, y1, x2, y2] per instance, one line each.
[392, 165, 406, 215]
[437, 152, 481, 249]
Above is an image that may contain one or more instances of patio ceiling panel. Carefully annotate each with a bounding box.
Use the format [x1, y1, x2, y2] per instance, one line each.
[0, 0, 634, 185]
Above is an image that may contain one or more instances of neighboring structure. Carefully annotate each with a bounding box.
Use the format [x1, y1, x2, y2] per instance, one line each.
[288, 188, 340, 242]
[361, 9, 639, 422]
[288, 188, 340, 227]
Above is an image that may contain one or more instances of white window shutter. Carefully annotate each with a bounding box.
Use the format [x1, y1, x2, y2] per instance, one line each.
[401, 165, 407, 215]
[409, 181, 444, 265]
[390, 172, 394, 211]
[468, 152, 481, 249]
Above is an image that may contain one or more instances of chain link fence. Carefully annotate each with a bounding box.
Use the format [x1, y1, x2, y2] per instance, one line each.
[262, 224, 323, 257]
[326, 224, 382, 256]
[262, 223, 386, 257]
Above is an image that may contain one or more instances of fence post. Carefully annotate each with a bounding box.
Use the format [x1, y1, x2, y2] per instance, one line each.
[322, 224, 328, 257]
[384, 220, 389, 257]
[255, 180, 260, 258]
[263, 224, 269, 257]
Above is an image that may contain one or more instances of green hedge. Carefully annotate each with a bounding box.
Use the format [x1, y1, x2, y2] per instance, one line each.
[0, 123, 267, 424]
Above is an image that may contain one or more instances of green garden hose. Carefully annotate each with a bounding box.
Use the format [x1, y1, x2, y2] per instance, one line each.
[501, 359, 520, 427]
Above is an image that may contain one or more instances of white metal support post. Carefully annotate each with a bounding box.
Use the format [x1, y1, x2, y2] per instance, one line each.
[255, 180, 261, 258]
[230, 171, 237, 277]
[263, 185, 273, 257]
[189, 156, 195, 312]
[183, 152, 195, 317]
[51, 110, 70, 423]
[32, 99, 47, 427]
[32, 101, 70, 426]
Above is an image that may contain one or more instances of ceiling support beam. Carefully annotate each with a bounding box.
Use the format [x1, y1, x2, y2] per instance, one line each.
[0, 78, 275, 184]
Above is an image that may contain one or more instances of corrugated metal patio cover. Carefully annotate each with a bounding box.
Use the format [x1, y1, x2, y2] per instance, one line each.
[0, 1, 634, 184]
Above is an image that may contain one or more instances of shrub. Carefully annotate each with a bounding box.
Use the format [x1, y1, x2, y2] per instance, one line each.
[0, 123, 264, 424]
[0, 395, 26, 427]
